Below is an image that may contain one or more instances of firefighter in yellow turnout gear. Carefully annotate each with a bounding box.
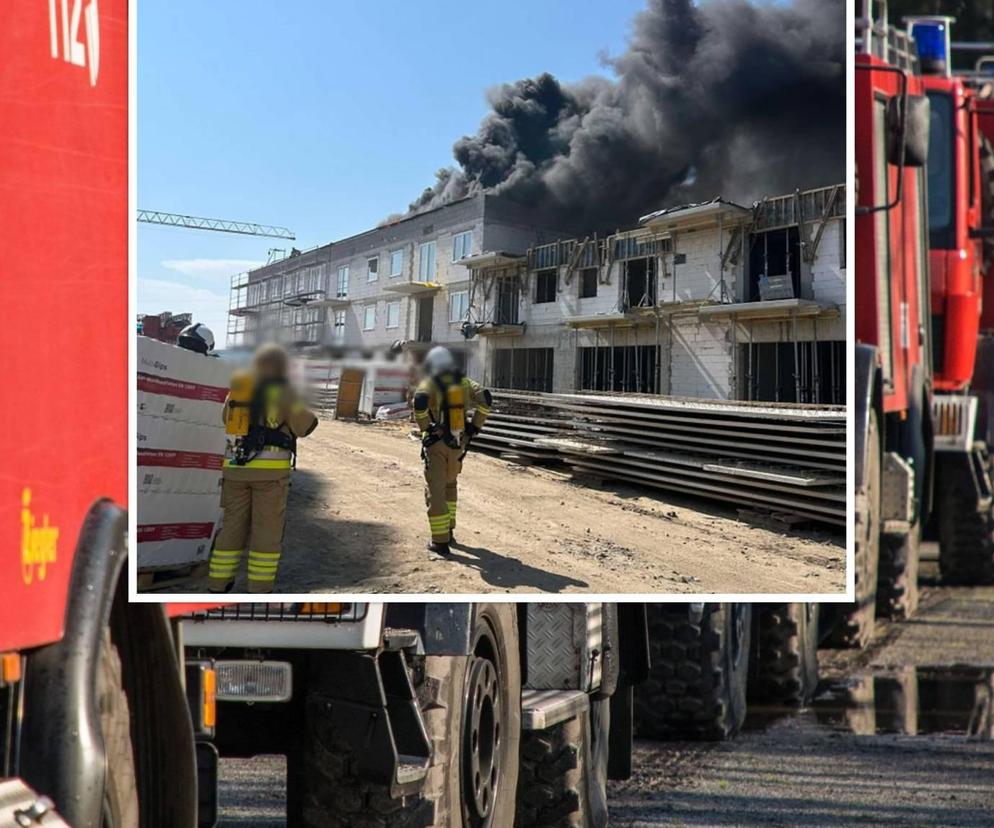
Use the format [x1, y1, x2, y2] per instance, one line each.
[208, 344, 318, 593]
[413, 346, 492, 555]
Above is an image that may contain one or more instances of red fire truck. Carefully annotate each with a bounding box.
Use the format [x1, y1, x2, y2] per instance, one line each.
[856, 3, 994, 651]
[0, 5, 216, 825]
[855, 2, 934, 646]
[904, 15, 994, 588]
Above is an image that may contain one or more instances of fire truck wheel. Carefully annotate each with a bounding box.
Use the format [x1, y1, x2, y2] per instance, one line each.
[828, 409, 880, 647]
[98, 628, 140, 828]
[514, 696, 609, 828]
[634, 603, 751, 741]
[749, 603, 819, 706]
[292, 604, 519, 828]
[877, 526, 920, 619]
[938, 484, 994, 585]
[426, 603, 521, 828]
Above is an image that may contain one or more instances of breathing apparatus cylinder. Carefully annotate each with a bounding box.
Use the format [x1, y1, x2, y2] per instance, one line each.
[226, 370, 254, 437]
[446, 381, 466, 441]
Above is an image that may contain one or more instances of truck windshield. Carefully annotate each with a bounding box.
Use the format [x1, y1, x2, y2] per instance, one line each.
[927, 91, 955, 248]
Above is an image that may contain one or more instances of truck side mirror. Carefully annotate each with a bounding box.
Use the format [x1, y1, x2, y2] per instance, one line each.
[887, 94, 930, 168]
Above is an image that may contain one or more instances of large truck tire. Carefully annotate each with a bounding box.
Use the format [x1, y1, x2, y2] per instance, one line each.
[829, 409, 880, 647]
[98, 628, 140, 828]
[749, 604, 819, 706]
[938, 483, 994, 585]
[290, 714, 435, 828]
[294, 603, 521, 827]
[634, 604, 751, 741]
[515, 698, 609, 828]
[425, 603, 521, 828]
[877, 526, 920, 619]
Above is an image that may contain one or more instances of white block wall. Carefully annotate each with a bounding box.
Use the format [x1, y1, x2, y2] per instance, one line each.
[667, 226, 741, 303]
[668, 316, 732, 399]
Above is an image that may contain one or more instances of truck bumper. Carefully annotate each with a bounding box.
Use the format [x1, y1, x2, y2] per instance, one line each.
[181, 603, 384, 649]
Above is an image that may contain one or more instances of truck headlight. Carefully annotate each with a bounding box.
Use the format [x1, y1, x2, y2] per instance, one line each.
[215, 660, 292, 703]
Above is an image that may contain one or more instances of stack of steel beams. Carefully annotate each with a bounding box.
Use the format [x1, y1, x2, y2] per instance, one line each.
[472, 390, 845, 526]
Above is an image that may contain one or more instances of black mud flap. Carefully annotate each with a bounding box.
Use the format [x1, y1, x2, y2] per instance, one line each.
[607, 685, 634, 780]
[308, 649, 432, 797]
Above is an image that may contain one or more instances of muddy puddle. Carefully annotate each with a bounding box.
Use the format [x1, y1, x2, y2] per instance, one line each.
[749, 666, 994, 739]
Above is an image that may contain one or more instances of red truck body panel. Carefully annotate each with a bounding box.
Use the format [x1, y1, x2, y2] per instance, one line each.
[855, 53, 930, 415]
[975, 100, 994, 333]
[0, 1, 127, 652]
[921, 75, 984, 392]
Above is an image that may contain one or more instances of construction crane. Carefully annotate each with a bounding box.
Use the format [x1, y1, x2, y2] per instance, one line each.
[138, 210, 295, 240]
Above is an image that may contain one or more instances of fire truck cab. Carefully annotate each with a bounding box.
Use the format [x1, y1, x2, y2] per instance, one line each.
[855, 0, 934, 643]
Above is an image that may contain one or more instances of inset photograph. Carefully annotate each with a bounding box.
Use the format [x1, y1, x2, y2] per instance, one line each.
[136, 0, 846, 595]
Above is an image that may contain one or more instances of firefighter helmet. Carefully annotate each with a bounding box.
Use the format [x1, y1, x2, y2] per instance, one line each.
[178, 322, 215, 354]
[424, 346, 456, 377]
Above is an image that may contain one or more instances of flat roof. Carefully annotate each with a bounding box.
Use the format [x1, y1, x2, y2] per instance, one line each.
[250, 194, 481, 277]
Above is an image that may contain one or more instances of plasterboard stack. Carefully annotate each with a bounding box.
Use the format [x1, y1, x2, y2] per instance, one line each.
[137, 336, 231, 573]
[473, 390, 846, 526]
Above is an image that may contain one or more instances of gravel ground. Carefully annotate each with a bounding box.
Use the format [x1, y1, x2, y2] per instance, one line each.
[168, 417, 844, 594]
[610, 578, 994, 827]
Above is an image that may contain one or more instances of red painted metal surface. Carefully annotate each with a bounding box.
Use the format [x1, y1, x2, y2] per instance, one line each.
[855, 52, 930, 415]
[974, 98, 994, 334]
[921, 75, 984, 392]
[0, 0, 127, 652]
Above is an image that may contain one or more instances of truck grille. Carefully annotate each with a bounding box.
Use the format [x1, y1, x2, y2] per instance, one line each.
[188, 603, 366, 623]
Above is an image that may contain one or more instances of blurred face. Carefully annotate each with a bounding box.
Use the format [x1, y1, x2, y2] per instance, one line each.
[254, 344, 288, 380]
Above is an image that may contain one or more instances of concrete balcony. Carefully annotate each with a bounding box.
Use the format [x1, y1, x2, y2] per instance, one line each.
[382, 277, 442, 295]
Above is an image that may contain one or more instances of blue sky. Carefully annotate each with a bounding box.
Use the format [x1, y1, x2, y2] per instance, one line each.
[138, 0, 646, 344]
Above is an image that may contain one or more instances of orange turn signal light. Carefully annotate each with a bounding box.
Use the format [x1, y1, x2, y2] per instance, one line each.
[1, 653, 20, 684]
[202, 668, 216, 729]
[298, 602, 343, 614]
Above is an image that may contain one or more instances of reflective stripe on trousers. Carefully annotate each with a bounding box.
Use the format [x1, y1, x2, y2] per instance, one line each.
[247, 550, 281, 589]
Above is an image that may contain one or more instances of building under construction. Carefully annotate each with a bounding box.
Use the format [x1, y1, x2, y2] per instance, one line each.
[229, 183, 845, 405]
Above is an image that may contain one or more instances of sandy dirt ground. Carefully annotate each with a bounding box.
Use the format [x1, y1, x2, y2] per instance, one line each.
[173, 417, 844, 594]
[213, 574, 993, 826]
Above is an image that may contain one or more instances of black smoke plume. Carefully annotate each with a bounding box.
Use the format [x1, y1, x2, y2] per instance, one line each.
[404, 0, 843, 231]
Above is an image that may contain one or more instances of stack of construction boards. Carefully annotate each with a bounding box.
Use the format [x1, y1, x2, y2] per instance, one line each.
[137, 336, 231, 574]
[473, 390, 845, 526]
